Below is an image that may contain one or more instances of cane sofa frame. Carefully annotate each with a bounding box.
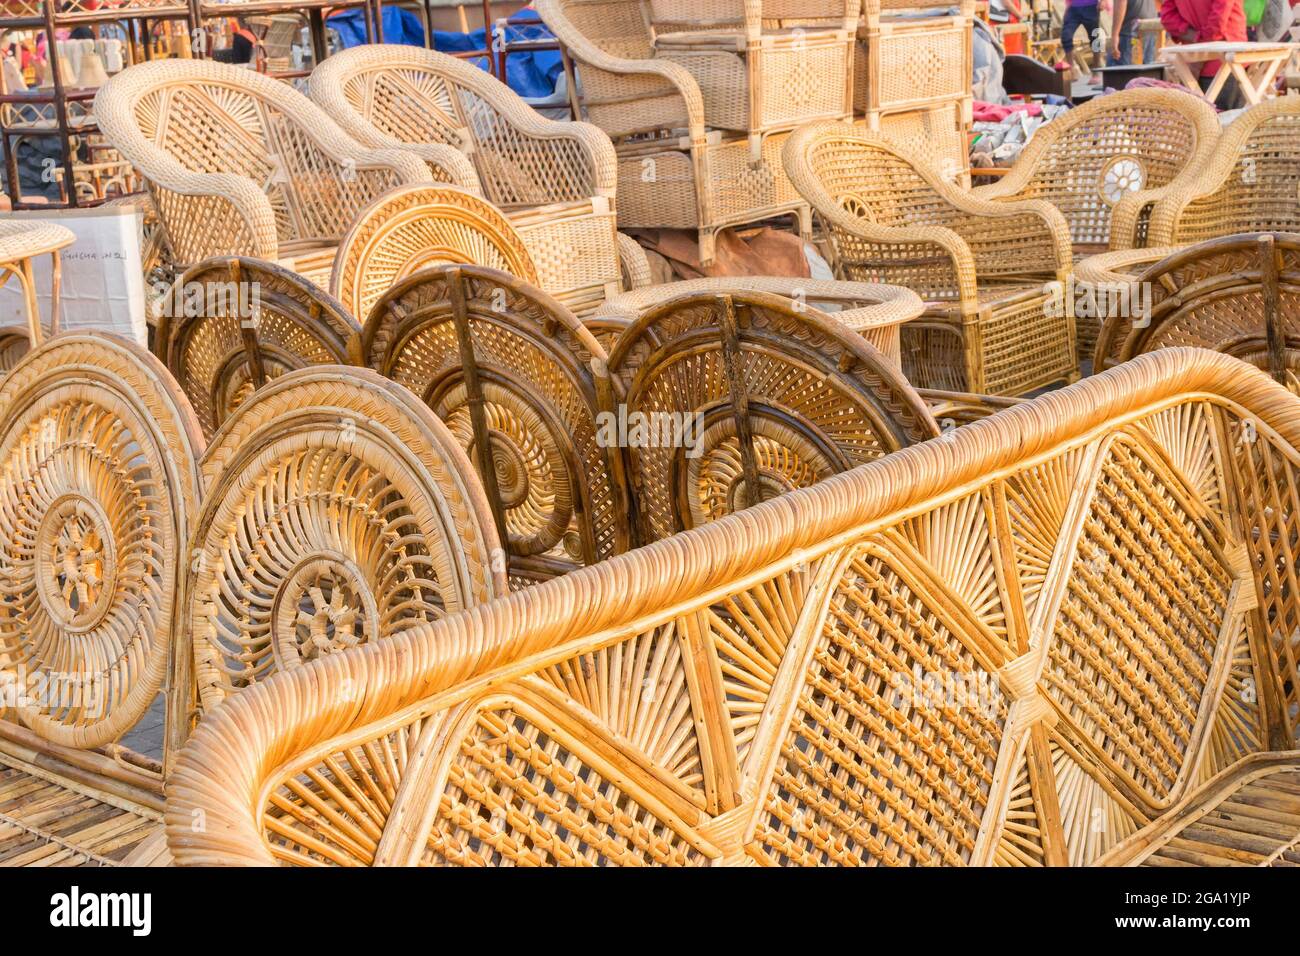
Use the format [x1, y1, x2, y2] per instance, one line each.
[601, 289, 938, 546]
[163, 348, 1300, 866]
[1144, 97, 1300, 248]
[359, 264, 632, 589]
[154, 256, 360, 439]
[309, 45, 639, 316]
[535, 0, 814, 264]
[784, 122, 1077, 396]
[972, 89, 1221, 258]
[93, 59, 436, 287]
[0, 332, 508, 864]
[1084, 232, 1300, 393]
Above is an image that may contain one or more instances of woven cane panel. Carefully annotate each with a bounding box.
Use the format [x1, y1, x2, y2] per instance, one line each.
[868, 103, 969, 185]
[856, 20, 969, 113]
[709, 563, 815, 771]
[424, 703, 709, 865]
[751, 549, 1010, 866]
[616, 148, 700, 228]
[994, 746, 1047, 866]
[537, 626, 706, 794]
[354, 69, 463, 149]
[261, 712, 440, 865]
[977, 288, 1075, 397]
[515, 212, 621, 299]
[1044, 435, 1234, 804]
[1226, 411, 1300, 745]
[709, 131, 803, 220]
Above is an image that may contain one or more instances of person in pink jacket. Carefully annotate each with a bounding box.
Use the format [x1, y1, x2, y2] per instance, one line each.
[1160, 0, 1247, 106]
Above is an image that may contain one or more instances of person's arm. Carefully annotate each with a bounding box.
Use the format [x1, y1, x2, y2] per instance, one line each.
[1110, 0, 1129, 55]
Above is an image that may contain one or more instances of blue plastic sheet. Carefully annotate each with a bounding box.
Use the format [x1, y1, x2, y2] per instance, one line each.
[326, 10, 563, 99]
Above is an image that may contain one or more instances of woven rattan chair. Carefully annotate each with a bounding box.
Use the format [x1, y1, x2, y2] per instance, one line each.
[93, 59, 438, 288]
[310, 45, 646, 316]
[359, 264, 632, 588]
[1145, 97, 1300, 247]
[165, 348, 1300, 867]
[1085, 233, 1300, 391]
[644, 0, 858, 138]
[972, 88, 1221, 256]
[604, 289, 938, 544]
[536, 0, 814, 264]
[784, 122, 1077, 396]
[153, 257, 360, 438]
[183, 365, 507, 712]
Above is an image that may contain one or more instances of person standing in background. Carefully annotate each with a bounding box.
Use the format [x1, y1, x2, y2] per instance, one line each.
[1061, 0, 1103, 80]
[1107, 0, 1158, 63]
[1160, 0, 1247, 106]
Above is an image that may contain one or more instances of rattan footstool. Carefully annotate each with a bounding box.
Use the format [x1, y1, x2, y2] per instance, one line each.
[593, 277, 924, 370]
[0, 220, 75, 346]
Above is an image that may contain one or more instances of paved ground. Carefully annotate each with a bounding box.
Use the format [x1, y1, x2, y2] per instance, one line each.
[118, 693, 165, 761]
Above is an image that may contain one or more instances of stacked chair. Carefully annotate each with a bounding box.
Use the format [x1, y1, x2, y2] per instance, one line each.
[856, 0, 974, 184]
[536, 0, 860, 263]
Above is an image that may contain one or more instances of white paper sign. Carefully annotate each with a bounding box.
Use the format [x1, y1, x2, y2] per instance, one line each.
[0, 206, 146, 346]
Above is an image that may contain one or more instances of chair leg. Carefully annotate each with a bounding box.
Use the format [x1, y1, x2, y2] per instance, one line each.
[17, 259, 42, 346]
[48, 251, 62, 336]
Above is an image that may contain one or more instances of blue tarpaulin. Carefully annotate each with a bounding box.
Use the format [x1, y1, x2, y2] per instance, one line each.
[326, 10, 564, 99]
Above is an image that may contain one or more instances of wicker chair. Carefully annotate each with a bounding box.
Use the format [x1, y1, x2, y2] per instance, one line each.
[604, 289, 938, 544]
[183, 365, 507, 712]
[644, 0, 858, 138]
[93, 59, 439, 288]
[535, 0, 815, 264]
[1085, 233, 1300, 392]
[310, 44, 647, 316]
[1145, 97, 1300, 247]
[359, 264, 633, 588]
[972, 88, 1221, 256]
[153, 257, 360, 439]
[165, 348, 1300, 867]
[784, 122, 1077, 396]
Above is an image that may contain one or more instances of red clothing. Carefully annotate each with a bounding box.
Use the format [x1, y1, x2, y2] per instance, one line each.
[1160, 0, 1247, 75]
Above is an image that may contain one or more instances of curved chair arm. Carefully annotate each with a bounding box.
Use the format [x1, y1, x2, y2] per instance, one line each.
[1110, 182, 1183, 251]
[133, 167, 278, 264]
[907, 160, 1074, 279]
[615, 232, 653, 289]
[815, 198, 979, 306]
[535, 0, 707, 141]
[367, 140, 482, 192]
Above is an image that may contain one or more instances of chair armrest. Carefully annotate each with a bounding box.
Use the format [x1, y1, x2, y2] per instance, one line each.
[815, 197, 979, 306]
[146, 166, 280, 264]
[616, 232, 653, 290]
[939, 192, 1074, 279]
[393, 142, 483, 191]
[1110, 183, 1179, 250]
